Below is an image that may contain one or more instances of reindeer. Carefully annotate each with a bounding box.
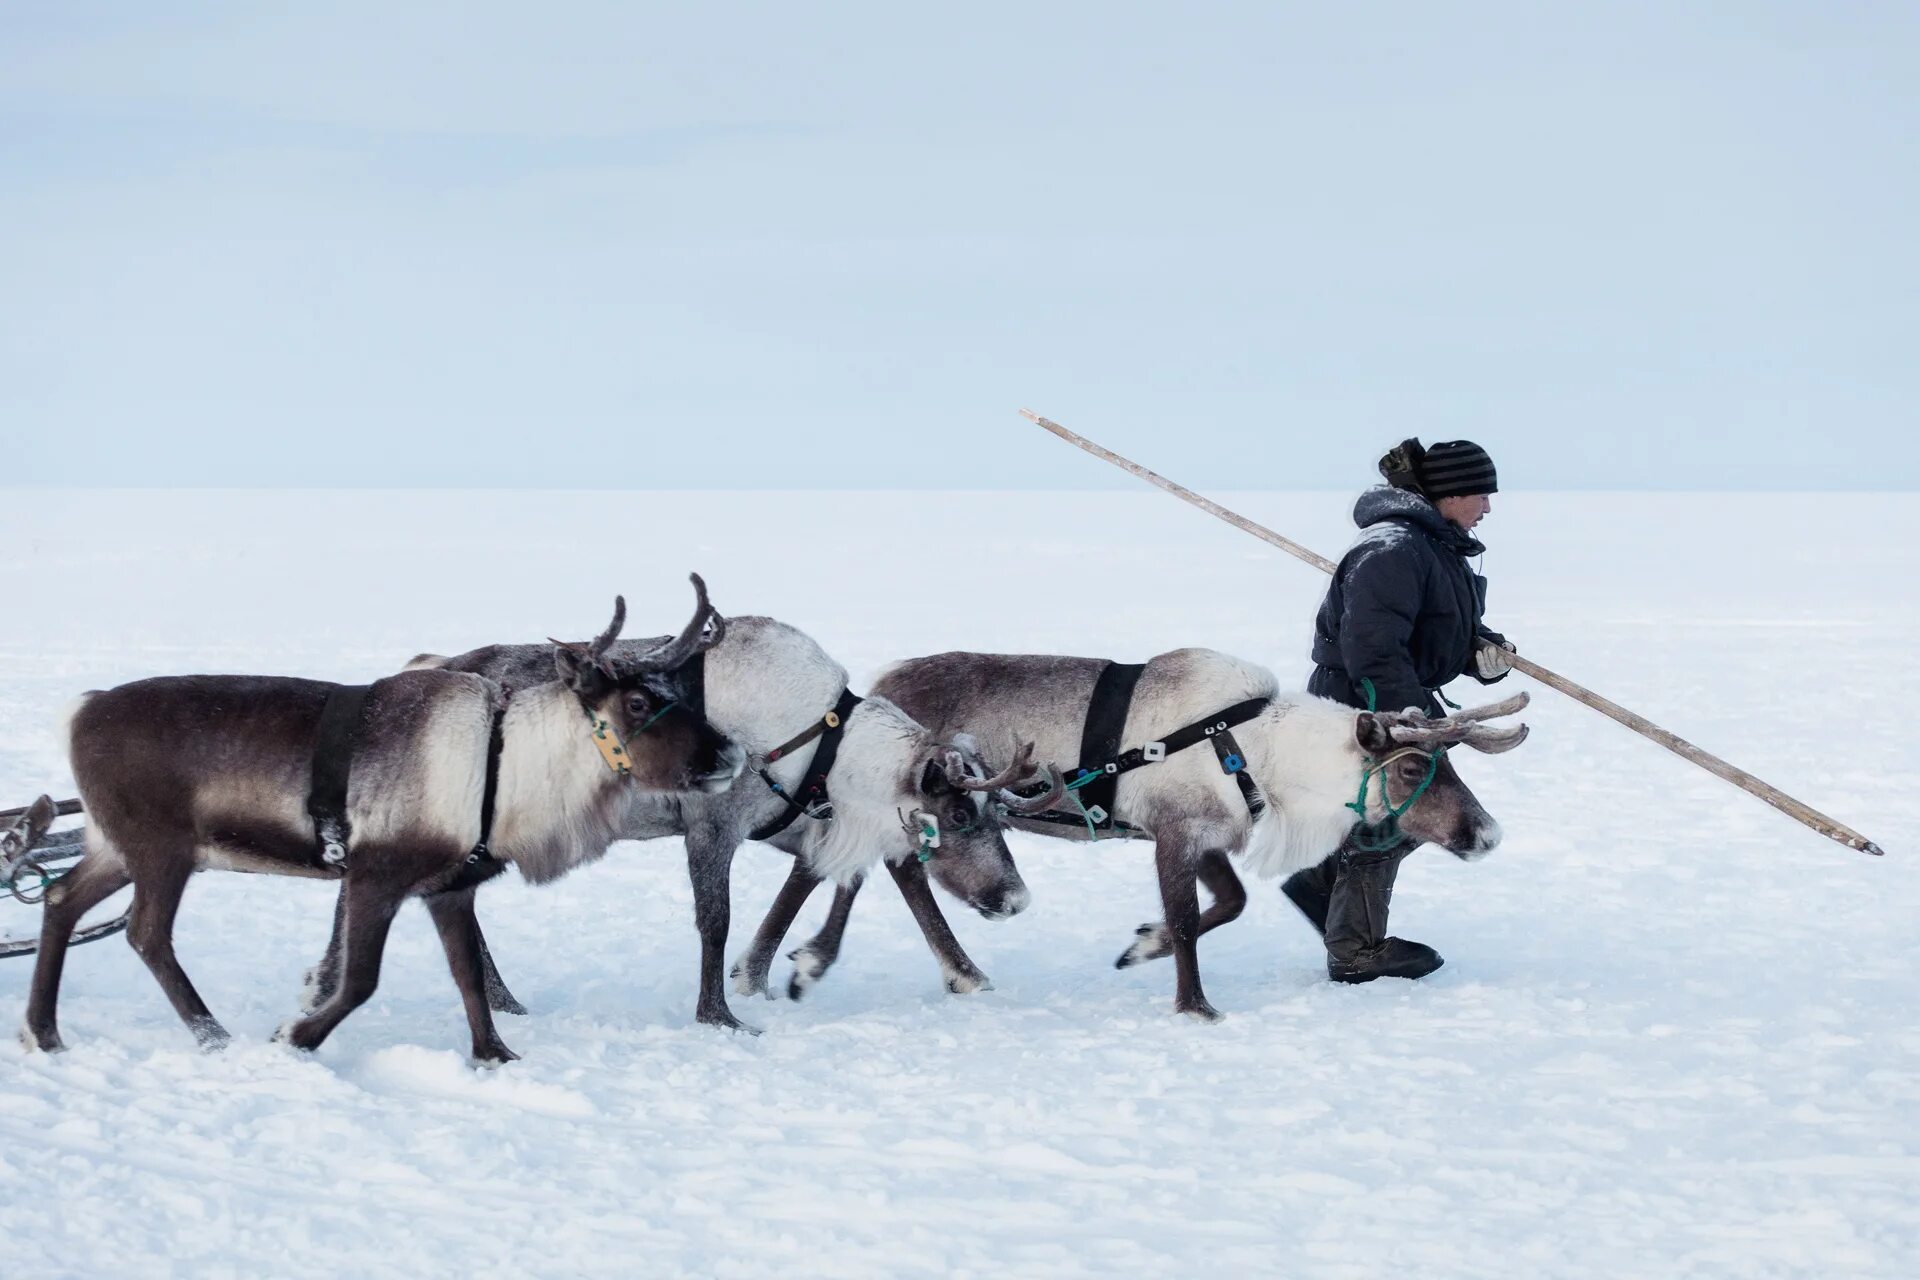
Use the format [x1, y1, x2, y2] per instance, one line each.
[732, 649, 1530, 1020]
[22, 579, 739, 1062]
[309, 615, 1062, 1034]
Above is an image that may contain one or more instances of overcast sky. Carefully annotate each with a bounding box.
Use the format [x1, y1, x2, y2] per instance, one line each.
[3, 3, 1914, 490]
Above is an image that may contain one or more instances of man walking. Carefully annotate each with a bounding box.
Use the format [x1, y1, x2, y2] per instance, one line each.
[1284, 438, 1516, 983]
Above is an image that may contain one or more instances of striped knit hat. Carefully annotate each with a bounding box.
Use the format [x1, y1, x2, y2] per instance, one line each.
[1379, 438, 1498, 499]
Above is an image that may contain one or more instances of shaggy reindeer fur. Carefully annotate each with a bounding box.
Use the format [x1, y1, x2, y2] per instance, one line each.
[340, 615, 1044, 1032]
[24, 585, 736, 1062]
[739, 647, 1528, 1020]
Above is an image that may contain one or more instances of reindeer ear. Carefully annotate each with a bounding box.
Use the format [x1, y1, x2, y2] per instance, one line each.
[552, 644, 610, 697]
[1355, 713, 1394, 755]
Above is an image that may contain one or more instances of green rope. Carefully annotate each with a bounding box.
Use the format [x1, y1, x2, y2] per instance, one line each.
[1066, 787, 1104, 841]
[629, 700, 680, 739]
[1347, 673, 1445, 852]
[1345, 749, 1444, 853]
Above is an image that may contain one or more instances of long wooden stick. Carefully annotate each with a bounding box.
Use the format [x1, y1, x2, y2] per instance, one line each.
[1021, 408, 1885, 858]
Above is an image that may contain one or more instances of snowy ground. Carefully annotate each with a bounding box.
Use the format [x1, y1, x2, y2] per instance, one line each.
[1, 488, 1914, 1279]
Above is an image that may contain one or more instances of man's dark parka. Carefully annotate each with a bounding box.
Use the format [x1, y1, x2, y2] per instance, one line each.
[1308, 486, 1508, 717]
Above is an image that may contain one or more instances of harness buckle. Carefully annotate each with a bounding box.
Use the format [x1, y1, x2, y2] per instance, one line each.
[318, 817, 348, 867]
[1142, 741, 1166, 762]
[1103, 762, 1118, 775]
[1222, 753, 1245, 774]
[1084, 804, 1109, 826]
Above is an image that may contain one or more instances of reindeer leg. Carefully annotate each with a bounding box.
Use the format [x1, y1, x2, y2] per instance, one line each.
[685, 824, 756, 1034]
[424, 888, 517, 1065]
[1117, 849, 1246, 969]
[884, 859, 993, 995]
[787, 872, 862, 1000]
[277, 873, 404, 1053]
[1153, 835, 1220, 1022]
[311, 876, 525, 1019]
[475, 927, 527, 1016]
[300, 887, 349, 1013]
[124, 856, 229, 1050]
[21, 854, 131, 1052]
[731, 858, 822, 1000]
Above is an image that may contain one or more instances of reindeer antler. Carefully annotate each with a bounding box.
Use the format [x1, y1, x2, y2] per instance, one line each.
[1453, 722, 1530, 754]
[997, 762, 1069, 816]
[637, 573, 727, 673]
[942, 740, 1040, 793]
[1386, 692, 1532, 754]
[590, 595, 627, 657]
[1443, 691, 1530, 724]
[939, 741, 1069, 817]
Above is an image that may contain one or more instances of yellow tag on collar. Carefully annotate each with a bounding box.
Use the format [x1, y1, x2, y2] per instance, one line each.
[590, 716, 632, 776]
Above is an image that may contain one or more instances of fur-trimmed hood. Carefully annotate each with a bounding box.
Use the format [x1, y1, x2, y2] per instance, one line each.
[1352, 485, 1485, 558]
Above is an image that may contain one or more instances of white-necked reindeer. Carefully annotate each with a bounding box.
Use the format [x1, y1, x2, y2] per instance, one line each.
[310, 615, 1061, 1033]
[730, 648, 1530, 1020]
[23, 579, 740, 1062]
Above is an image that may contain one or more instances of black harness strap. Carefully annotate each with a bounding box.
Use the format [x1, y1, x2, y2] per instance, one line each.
[749, 688, 864, 842]
[308, 684, 371, 867]
[682, 651, 708, 721]
[1070, 662, 1146, 827]
[1015, 693, 1272, 832]
[473, 702, 507, 858]
[439, 700, 510, 895]
[1210, 725, 1267, 820]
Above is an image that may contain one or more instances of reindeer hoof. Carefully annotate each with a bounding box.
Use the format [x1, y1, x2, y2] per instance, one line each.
[944, 970, 993, 995]
[272, 1018, 325, 1053]
[472, 1040, 520, 1067]
[730, 958, 772, 1000]
[20, 1023, 65, 1054]
[697, 1006, 763, 1036]
[190, 1018, 232, 1052]
[1115, 923, 1172, 969]
[1176, 1000, 1225, 1024]
[785, 944, 832, 1000]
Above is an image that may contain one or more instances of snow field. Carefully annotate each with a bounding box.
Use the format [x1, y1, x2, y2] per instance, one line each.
[1, 489, 1915, 1278]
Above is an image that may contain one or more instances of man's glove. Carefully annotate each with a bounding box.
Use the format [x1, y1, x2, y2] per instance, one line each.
[1474, 641, 1516, 680]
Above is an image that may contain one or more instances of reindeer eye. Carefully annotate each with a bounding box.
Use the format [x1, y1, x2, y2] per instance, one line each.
[626, 692, 651, 718]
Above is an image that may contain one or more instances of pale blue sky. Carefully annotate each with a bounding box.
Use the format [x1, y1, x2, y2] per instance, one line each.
[3, 2, 1914, 489]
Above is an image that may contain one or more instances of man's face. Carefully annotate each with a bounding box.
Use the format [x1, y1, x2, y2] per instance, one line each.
[1436, 493, 1492, 531]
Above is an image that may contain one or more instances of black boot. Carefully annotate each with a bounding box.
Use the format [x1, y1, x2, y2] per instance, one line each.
[1281, 855, 1337, 935]
[1322, 845, 1443, 984]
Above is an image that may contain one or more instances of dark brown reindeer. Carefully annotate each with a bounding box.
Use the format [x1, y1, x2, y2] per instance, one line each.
[732, 649, 1531, 1020]
[308, 615, 1061, 1032]
[22, 578, 739, 1062]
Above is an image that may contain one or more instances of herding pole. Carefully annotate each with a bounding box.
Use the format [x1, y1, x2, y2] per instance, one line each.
[1020, 409, 1885, 858]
